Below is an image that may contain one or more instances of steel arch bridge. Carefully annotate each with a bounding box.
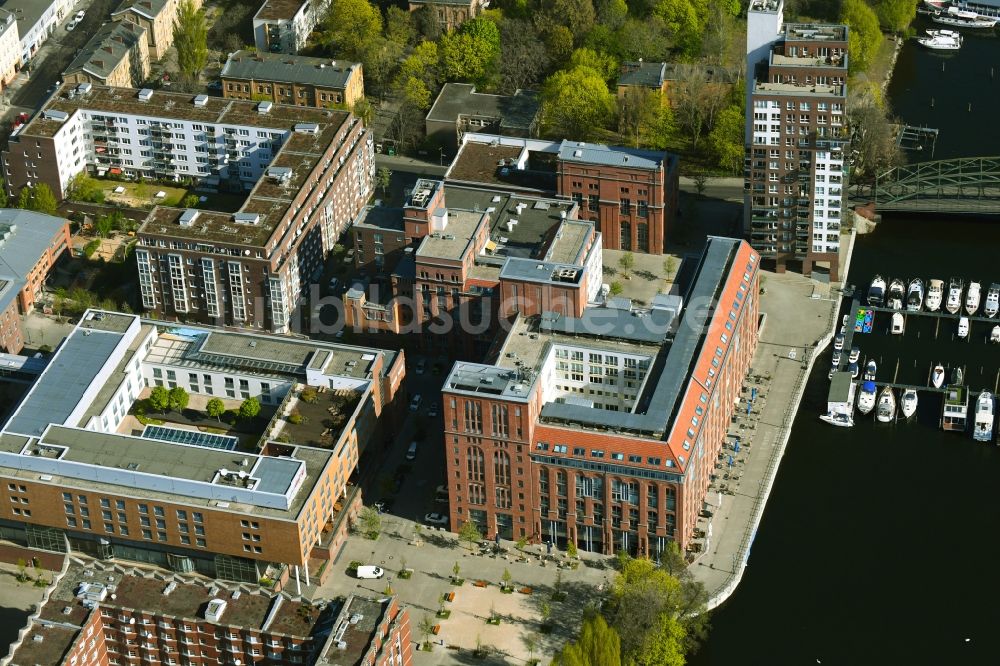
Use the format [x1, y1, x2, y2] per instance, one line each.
[860, 156, 1000, 214]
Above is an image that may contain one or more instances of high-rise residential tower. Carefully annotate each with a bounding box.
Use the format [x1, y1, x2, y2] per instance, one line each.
[745, 0, 849, 279]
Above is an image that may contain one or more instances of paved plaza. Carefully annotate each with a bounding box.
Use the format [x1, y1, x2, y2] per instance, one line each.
[307, 514, 613, 665]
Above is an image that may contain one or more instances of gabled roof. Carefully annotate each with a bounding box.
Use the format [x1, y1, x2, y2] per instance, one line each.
[112, 0, 170, 21]
[619, 61, 667, 88]
[63, 20, 146, 81]
[221, 50, 361, 90]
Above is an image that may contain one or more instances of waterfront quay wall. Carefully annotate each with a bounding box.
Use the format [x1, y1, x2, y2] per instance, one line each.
[704, 230, 856, 610]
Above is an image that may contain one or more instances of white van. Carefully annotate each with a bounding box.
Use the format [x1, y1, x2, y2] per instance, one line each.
[406, 441, 418, 461]
[356, 565, 384, 579]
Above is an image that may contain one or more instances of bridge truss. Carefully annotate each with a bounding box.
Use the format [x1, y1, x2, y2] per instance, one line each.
[864, 156, 1000, 214]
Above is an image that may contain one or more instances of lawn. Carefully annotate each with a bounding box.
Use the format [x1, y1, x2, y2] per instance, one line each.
[98, 179, 247, 212]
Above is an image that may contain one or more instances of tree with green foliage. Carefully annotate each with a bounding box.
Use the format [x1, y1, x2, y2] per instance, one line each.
[569, 48, 618, 82]
[841, 0, 882, 74]
[554, 614, 621, 666]
[653, 0, 707, 58]
[541, 65, 615, 140]
[458, 519, 482, 549]
[544, 0, 597, 42]
[318, 0, 383, 61]
[0, 178, 7, 208]
[618, 252, 634, 278]
[606, 555, 708, 663]
[385, 6, 414, 47]
[359, 505, 382, 539]
[874, 0, 916, 34]
[168, 386, 190, 412]
[397, 41, 439, 92]
[238, 396, 261, 420]
[174, 0, 208, 79]
[182, 194, 199, 208]
[206, 397, 225, 422]
[68, 174, 105, 204]
[707, 104, 745, 174]
[609, 281, 623, 296]
[439, 17, 501, 83]
[413, 4, 441, 41]
[18, 183, 58, 215]
[618, 88, 672, 149]
[95, 215, 115, 238]
[149, 386, 170, 413]
[375, 167, 391, 198]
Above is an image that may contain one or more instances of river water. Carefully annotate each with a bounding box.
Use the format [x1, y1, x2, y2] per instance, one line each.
[696, 20, 1000, 665]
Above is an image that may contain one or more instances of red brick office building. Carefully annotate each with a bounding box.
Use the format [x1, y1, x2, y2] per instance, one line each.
[442, 237, 760, 557]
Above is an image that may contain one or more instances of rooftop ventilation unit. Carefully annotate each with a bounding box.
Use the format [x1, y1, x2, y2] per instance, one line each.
[205, 599, 227, 622]
[257, 101, 273, 114]
[76, 82, 93, 95]
[137, 88, 153, 102]
[233, 213, 261, 225]
[294, 122, 319, 134]
[267, 166, 292, 182]
[42, 109, 69, 122]
[193, 94, 209, 107]
[179, 209, 200, 227]
[163, 582, 177, 595]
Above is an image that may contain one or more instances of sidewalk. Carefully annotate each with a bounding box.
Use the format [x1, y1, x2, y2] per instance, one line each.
[691, 268, 841, 606]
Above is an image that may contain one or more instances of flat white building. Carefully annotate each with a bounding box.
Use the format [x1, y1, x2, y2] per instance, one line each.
[253, 0, 329, 55]
[0, 8, 20, 88]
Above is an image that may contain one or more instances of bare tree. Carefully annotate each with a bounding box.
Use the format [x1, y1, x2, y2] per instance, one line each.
[848, 90, 903, 194]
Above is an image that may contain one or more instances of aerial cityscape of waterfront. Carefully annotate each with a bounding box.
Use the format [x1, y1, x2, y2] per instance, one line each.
[1, 1, 999, 665]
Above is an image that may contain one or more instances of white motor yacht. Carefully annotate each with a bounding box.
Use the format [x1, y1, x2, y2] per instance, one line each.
[863, 359, 877, 382]
[945, 277, 964, 314]
[973, 391, 995, 443]
[991, 325, 1000, 343]
[857, 381, 878, 415]
[848, 362, 860, 379]
[876, 387, 897, 423]
[907, 278, 924, 312]
[958, 316, 970, 339]
[932, 7, 1000, 29]
[931, 364, 946, 389]
[834, 334, 845, 351]
[986, 284, 1000, 318]
[849, 347, 861, 364]
[820, 412, 854, 427]
[887, 279, 906, 310]
[926, 279, 944, 312]
[966, 281, 981, 315]
[867, 275, 887, 307]
[901, 389, 918, 419]
[832, 351, 842, 367]
[891, 312, 905, 335]
[917, 29, 963, 50]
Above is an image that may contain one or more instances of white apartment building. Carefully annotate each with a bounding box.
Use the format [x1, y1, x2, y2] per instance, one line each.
[4, 0, 75, 63]
[252, 0, 329, 55]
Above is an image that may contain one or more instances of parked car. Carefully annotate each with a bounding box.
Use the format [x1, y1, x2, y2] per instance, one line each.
[74, 10, 86, 21]
[355, 565, 384, 579]
[427, 402, 439, 417]
[66, 18, 78, 30]
[415, 359, 426, 375]
[409, 394, 422, 411]
[424, 512, 448, 526]
[327, 277, 339, 293]
[405, 441, 418, 461]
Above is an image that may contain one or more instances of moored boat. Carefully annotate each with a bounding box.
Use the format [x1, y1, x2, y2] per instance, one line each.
[863, 359, 877, 382]
[834, 333, 845, 351]
[857, 381, 877, 415]
[966, 281, 981, 315]
[991, 325, 1000, 343]
[931, 363, 946, 388]
[876, 386, 897, 423]
[887, 278, 905, 310]
[954, 366, 964, 386]
[907, 278, 924, 312]
[867, 275, 886, 307]
[848, 361, 860, 379]
[958, 316, 970, 338]
[849, 347, 860, 364]
[946, 277, 964, 314]
[985, 283, 1000, 318]
[891, 312, 905, 335]
[932, 6, 1000, 28]
[917, 29, 963, 50]
[926, 279, 944, 311]
[901, 389, 918, 419]
[973, 391, 995, 442]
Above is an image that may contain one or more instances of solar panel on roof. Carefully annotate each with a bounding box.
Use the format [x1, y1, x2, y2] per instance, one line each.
[142, 425, 238, 450]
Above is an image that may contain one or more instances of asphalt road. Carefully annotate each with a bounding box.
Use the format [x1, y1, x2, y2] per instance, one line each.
[2, 0, 115, 120]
